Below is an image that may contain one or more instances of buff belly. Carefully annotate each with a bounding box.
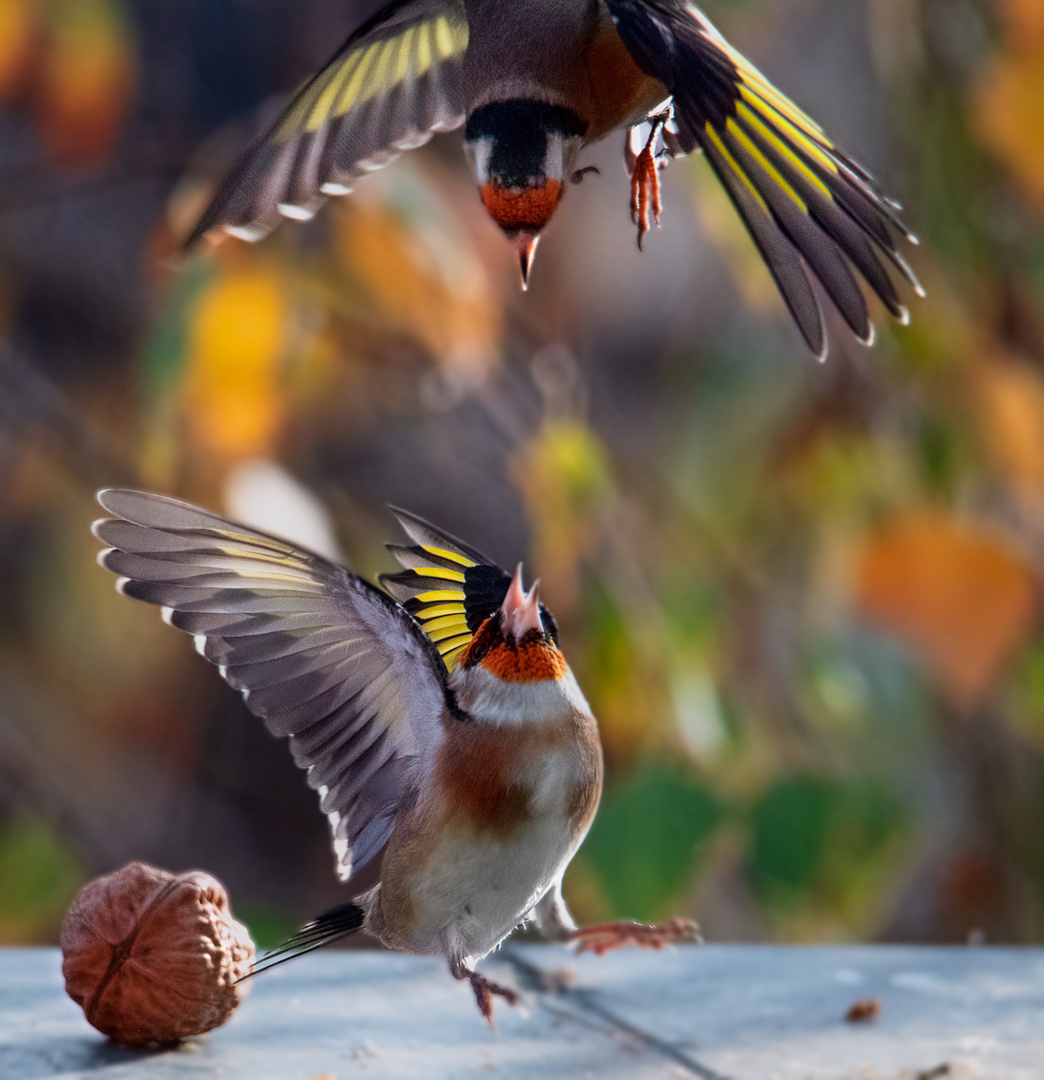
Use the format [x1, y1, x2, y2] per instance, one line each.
[372, 749, 590, 962]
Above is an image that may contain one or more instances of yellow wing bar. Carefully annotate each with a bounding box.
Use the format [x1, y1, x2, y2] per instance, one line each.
[278, 12, 468, 139]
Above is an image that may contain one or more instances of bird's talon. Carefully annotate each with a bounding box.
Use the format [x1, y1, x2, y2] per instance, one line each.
[629, 116, 667, 250]
[571, 166, 600, 185]
[469, 971, 519, 1024]
[569, 917, 701, 957]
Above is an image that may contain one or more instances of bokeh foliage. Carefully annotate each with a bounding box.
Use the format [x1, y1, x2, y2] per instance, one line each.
[2, 0, 1044, 948]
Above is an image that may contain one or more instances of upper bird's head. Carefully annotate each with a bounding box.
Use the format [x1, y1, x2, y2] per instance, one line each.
[464, 100, 587, 288]
[457, 564, 566, 684]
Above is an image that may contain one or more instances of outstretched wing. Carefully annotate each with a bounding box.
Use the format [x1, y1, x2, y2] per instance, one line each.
[187, 0, 470, 245]
[605, 0, 923, 358]
[93, 489, 456, 881]
[379, 508, 515, 672]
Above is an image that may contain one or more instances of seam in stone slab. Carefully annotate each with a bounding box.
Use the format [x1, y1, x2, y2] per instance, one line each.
[499, 946, 733, 1080]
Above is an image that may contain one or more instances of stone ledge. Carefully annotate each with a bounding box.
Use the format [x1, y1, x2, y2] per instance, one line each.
[2, 945, 1042, 1079]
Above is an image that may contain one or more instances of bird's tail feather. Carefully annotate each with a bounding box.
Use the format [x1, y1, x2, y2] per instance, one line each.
[241, 901, 366, 980]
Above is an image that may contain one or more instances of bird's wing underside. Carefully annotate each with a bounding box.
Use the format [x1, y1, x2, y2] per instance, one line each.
[187, 0, 469, 245]
[379, 508, 515, 672]
[93, 489, 454, 882]
[604, 0, 923, 358]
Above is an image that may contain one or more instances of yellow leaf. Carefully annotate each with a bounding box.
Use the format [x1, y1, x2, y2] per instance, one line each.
[184, 267, 289, 459]
[854, 510, 1040, 707]
[0, 0, 35, 102]
[510, 420, 611, 613]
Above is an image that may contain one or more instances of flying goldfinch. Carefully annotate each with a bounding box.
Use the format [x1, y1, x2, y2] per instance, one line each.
[187, 0, 922, 358]
[93, 490, 698, 1021]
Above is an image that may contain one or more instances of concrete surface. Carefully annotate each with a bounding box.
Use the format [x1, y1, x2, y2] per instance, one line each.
[2, 945, 1043, 1079]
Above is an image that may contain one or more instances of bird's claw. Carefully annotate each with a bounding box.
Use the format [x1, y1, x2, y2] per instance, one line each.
[630, 113, 669, 250]
[569, 917, 701, 957]
[469, 971, 520, 1024]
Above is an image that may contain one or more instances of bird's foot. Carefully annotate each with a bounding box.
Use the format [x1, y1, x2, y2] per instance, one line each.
[469, 970, 520, 1024]
[569, 917, 701, 957]
[629, 112, 670, 250]
[571, 165, 601, 185]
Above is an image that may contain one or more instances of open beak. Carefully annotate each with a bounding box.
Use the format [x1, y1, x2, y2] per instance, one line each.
[500, 563, 543, 640]
[514, 233, 540, 291]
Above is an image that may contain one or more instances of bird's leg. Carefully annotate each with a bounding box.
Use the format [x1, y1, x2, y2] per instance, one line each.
[450, 957, 519, 1024]
[568, 917, 702, 957]
[629, 110, 671, 250]
[532, 880, 577, 942]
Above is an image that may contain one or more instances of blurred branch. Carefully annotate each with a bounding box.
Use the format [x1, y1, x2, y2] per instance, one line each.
[0, 344, 135, 494]
[0, 139, 187, 215]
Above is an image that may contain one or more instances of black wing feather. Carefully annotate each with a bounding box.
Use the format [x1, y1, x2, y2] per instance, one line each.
[605, 0, 922, 355]
[187, 0, 469, 246]
[93, 489, 454, 881]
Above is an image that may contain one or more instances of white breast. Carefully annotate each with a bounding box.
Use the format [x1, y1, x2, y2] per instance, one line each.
[451, 664, 592, 727]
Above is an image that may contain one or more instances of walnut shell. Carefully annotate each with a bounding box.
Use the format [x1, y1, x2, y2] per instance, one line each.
[61, 861, 255, 1048]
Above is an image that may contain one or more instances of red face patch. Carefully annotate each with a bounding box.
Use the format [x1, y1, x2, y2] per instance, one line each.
[481, 637, 568, 683]
[460, 619, 567, 683]
[480, 180, 564, 233]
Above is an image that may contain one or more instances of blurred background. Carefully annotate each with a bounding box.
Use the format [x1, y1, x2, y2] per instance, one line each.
[2, 0, 1043, 950]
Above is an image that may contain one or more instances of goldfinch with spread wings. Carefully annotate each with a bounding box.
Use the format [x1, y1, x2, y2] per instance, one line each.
[93, 490, 697, 1021]
[187, 0, 921, 358]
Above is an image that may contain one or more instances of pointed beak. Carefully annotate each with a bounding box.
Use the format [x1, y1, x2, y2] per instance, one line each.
[500, 563, 543, 640]
[514, 232, 540, 291]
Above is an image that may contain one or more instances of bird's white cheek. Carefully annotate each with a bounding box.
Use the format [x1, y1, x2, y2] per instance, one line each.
[546, 134, 583, 183]
[543, 132, 565, 182]
[465, 136, 493, 185]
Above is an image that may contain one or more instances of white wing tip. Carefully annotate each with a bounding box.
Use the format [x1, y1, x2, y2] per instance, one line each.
[114, 575, 132, 595]
[226, 224, 270, 243]
[333, 833, 352, 881]
[161, 605, 176, 627]
[278, 202, 318, 222]
[320, 182, 353, 196]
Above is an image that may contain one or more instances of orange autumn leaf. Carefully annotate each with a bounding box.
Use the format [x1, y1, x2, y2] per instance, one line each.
[972, 49, 1044, 211]
[0, 0, 36, 102]
[334, 196, 500, 382]
[855, 511, 1040, 707]
[184, 268, 289, 460]
[994, 0, 1044, 50]
[974, 359, 1044, 506]
[35, 0, 136, 166]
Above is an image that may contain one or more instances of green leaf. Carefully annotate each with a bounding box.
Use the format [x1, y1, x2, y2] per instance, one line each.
[749, 775, 903, 910]
[0, 814, 85, 944]
[576, 763, 721, 920]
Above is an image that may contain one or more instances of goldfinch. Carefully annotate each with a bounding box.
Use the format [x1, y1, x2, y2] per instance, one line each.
[93, 490, 697, 1021]
[187, 0, 922, 357]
